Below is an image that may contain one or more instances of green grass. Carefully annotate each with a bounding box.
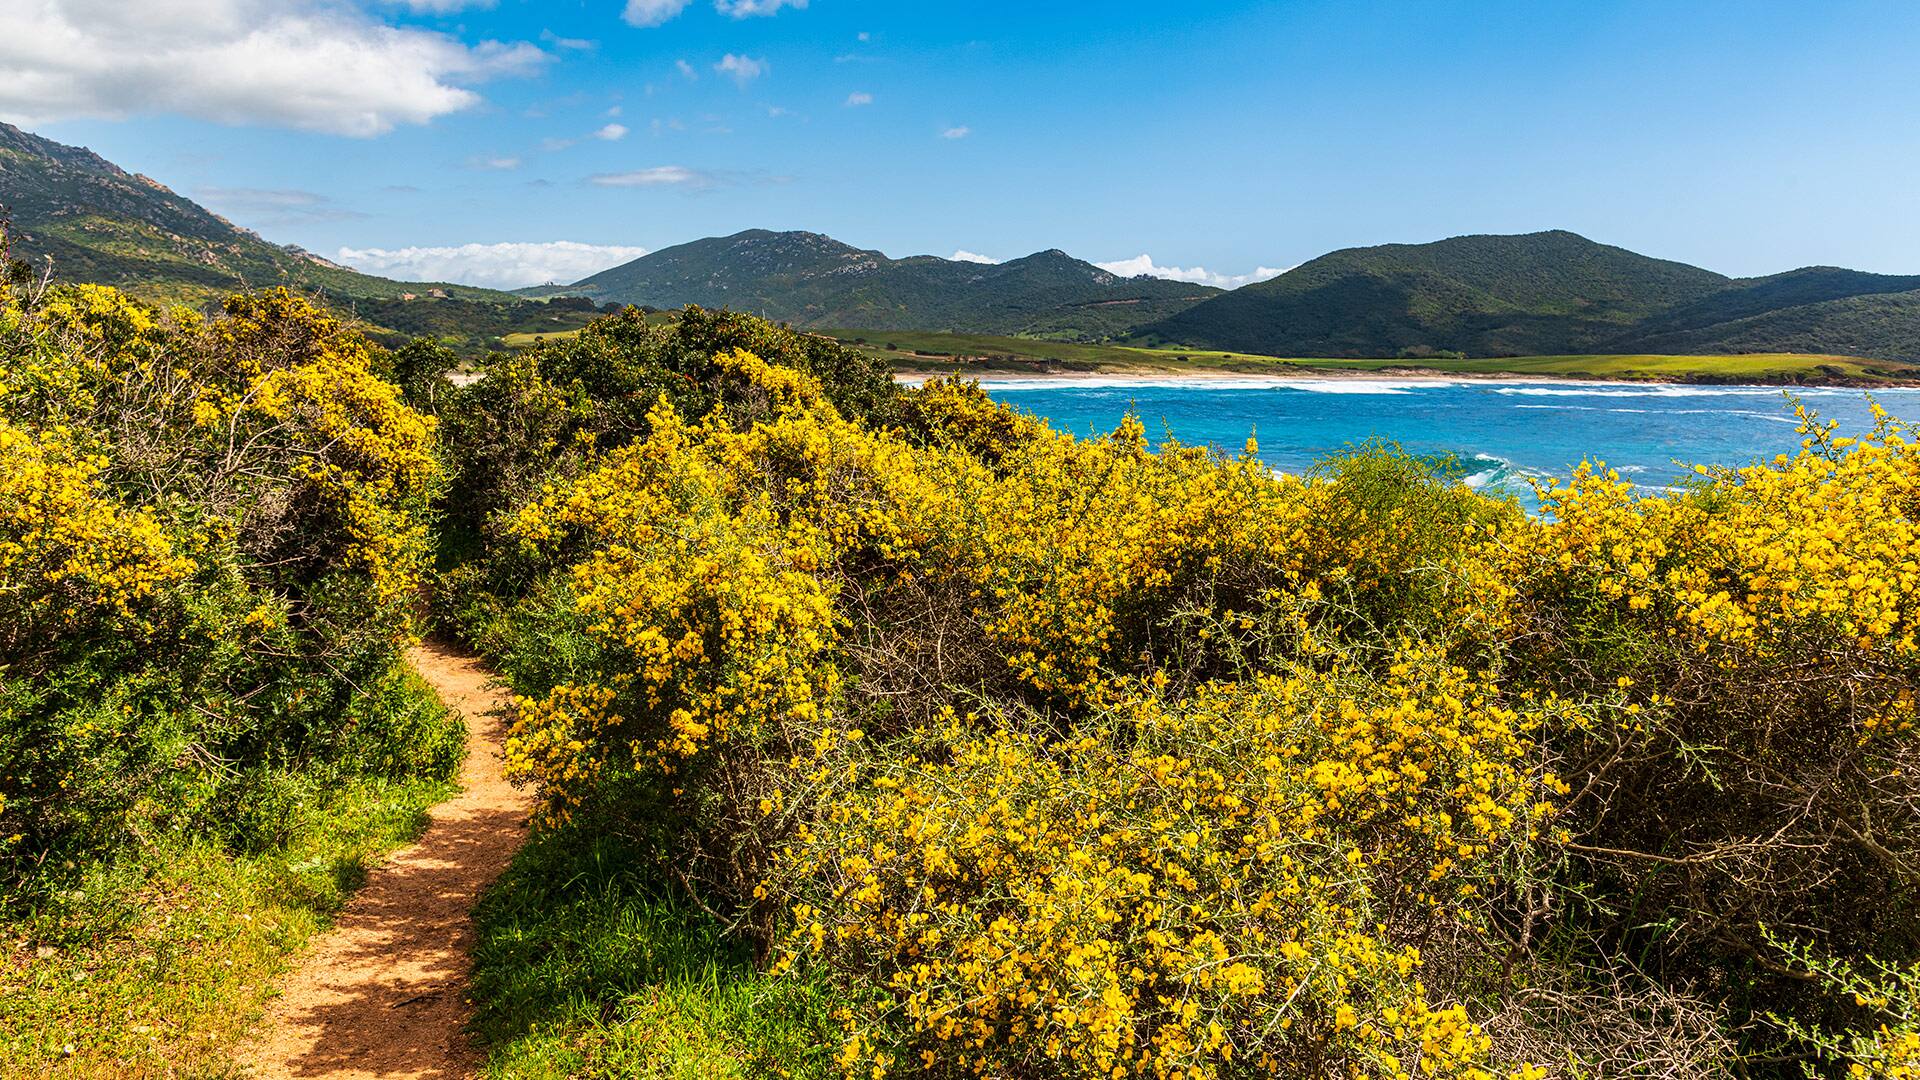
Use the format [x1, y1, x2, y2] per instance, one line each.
[498, 323, 1919, 384]
[470, 829, 834, 1079]
[818, 328, 1920, 384]
[501, 330, 585, 348]
[0, 674, 464, 1079]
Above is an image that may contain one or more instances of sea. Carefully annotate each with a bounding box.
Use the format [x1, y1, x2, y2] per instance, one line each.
[975, 377, 1920, 504]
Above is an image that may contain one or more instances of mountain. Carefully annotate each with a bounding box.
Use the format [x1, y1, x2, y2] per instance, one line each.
[555, 229, 1221, 338]
[1137, 231, 1732, 357]
[1137, 231, 1920, 363]
[0, 121, 511, 306]
[0, 122, 613, 350]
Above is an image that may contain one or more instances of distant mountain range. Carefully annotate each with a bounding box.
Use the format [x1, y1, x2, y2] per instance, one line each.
[1136, 231, 1920, 362]
[536, 229, 1220, 338]
[5, 119, 1918, 363]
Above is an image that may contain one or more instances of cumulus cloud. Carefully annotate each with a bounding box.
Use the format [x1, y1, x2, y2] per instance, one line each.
[715, 53, 767, 87]
[334, 240, 649, 290]
[675, 59, 699, 80]
[0, 0, 546, 137]
[623, 0, 692, 26]
[591, 165, 712, 188]
[845, 91, 873, 107]
[468, 154, 522, 170]
[1094, 254, 1289, 290]
[940, 126, 971, 140]
[950, 250, 999, 264]
[596, 123, 629, 141]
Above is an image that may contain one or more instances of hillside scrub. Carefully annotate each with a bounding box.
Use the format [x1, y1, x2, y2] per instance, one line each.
[434, 305, 1920, 1078]
[0, 242, 463, 1070]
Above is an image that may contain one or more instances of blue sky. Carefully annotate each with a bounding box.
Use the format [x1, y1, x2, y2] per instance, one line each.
[5, 0, 1919, 288]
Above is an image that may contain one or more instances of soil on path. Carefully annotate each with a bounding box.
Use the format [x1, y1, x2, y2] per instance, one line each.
[242, 641, 529, 1080]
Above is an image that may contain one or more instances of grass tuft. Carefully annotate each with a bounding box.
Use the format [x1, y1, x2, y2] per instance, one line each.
[470, 828, 833, 1080]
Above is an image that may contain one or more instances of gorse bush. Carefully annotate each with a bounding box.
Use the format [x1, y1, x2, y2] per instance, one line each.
[455, 315, 1920, 1077]
[0, 253, 453, 905]
[428, 305, 899, 649]
[777, 647, 1570, 1080]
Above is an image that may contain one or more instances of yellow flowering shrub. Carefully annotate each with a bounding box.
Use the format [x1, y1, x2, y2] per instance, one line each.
[458, 324, 1920, 1075]
[775, 646, 1564, 1079]
[1490, 402, 1920, 1055]
[0, 419, 190, 647]
[1768, 937, 1920, 1080]
[0, 275, 444, 897]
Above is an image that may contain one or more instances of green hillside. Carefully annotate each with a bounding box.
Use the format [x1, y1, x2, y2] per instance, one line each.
[1137, 230, 1731, 357]
[0, 122, 516, 305]
[1617, 282, 1920, 360]
[561, 229, 1219, 339]
[0, 122, 614, 350]
[1139, 230, 1920, 364]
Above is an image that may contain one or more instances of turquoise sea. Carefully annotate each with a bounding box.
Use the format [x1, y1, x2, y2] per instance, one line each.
[978, 377, 1920, 502]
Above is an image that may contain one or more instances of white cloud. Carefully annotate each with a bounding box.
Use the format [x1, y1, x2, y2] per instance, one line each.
[716, 0, 808, 16]
[624, 0, 693, 27]
[675, 58, 699, 80]
[1094, 254, 1289, 290]
[596, 123, 629, 141]
[844, 91, 873, 107]
[388, 0, 495, 11]
[625, 0, 804, 27]
[941, 125, 971, 140]
[0, 0, 546, 137]
[950, 250, 999, 264]
[857, 30, 871, 42]
[335, 240, 649, 290]
[469, 154, 523, 170]
[591, 165, 711, 188]
[539, 29, 595, 51]
[715, 53, 767, 87]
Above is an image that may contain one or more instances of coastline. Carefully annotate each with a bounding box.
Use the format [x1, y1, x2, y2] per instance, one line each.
[890, 368, 1589, 388]
[889, 364, 1920, 390]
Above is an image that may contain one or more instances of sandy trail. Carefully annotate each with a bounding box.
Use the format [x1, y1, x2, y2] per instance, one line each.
[242, 640, 529, 1080]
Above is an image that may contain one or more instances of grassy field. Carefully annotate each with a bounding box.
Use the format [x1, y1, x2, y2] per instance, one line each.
[501, 330, 586, 347]
[499, 323, 1919, 384]
[819, 329, 1920, 384]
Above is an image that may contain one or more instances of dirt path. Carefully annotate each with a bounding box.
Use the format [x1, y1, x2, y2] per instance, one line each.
[242, 641, 529, 1080]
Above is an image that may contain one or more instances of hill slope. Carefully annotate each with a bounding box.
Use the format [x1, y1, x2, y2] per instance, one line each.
[1138, 231, 1732, 357]
[0, 121, 511, 306]
[561, 229, 1220, 338]
[1140, 231, 1920, 363]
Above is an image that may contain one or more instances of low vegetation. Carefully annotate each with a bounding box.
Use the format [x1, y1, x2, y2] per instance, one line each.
[430, 303, 1920, 1077]
[8, 236, 1920, 1076]
[0, 238, 462, 1073]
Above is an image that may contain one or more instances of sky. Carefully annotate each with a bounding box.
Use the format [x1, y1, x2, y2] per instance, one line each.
[3, 0, 1919, 290]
